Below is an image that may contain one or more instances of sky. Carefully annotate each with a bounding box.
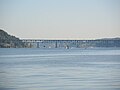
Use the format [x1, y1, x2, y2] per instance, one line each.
[0, 0, 120, 39]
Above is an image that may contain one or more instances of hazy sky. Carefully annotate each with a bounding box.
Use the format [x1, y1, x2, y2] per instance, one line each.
[0, 0, 120, 39]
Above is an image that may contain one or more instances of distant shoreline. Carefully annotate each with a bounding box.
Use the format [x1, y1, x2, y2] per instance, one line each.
[0, 29, 120, 48]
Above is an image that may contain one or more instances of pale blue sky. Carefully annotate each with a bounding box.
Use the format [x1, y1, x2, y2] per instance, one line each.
[0, 0, 120, 39]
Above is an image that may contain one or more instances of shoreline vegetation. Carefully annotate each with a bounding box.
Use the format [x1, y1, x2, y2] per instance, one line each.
[0, 29, 24, 48]
[0, 29, 120, 48]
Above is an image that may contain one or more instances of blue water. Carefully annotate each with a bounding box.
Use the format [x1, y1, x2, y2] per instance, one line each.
[0, 48, 120, 90]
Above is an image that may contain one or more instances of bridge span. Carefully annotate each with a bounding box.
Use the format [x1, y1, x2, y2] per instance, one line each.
[22, 39, 120, 48]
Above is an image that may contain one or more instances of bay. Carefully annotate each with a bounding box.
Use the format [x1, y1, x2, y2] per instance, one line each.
[0, 48, 120, 90]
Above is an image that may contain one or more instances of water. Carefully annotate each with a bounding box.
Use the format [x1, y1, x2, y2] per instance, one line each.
[0, 48, 120, 90]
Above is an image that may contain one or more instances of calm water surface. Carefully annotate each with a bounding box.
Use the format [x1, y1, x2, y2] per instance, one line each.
[0, 48, 120, 90]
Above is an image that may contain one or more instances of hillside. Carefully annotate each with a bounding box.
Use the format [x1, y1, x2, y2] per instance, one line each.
[0, 29, 24, 48]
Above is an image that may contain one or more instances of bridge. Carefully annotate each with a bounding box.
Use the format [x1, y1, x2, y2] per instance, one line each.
[21, 39, 120, 48]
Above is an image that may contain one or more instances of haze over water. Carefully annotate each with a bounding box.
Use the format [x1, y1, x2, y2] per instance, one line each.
[0, 48, 120, 90]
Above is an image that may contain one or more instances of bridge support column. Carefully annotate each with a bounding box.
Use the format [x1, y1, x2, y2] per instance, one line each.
[37, 42, 39, 48]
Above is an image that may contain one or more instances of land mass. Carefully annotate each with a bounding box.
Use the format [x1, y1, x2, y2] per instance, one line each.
[0, 29, 24, 48]
[0, 29, 120, 48]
